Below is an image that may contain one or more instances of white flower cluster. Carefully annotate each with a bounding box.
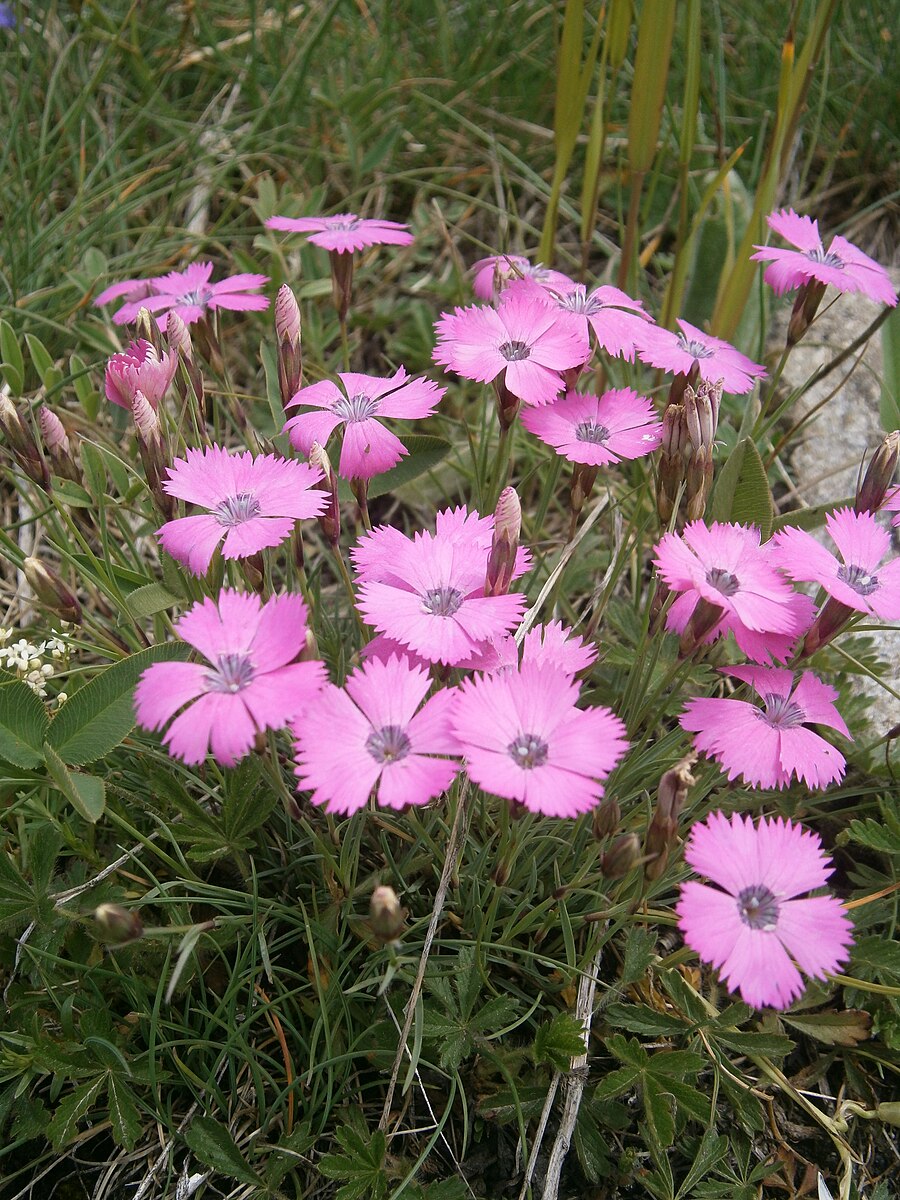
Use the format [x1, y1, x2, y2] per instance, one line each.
[0, 626, 69, 702]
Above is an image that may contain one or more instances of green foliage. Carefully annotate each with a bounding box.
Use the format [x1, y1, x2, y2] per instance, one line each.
[183, 1116, 261, 1186]
[710, 436, 774, 538]
[0, 680, 48, 768]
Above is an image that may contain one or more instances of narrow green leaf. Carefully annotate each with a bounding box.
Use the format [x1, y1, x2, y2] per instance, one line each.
[627, 0, 677, 175]
[0, 318, 25, 394]
[43, 743, 106, 822]
[184, 1116, 260, 1185]
[0, 680, 49, 768]
[336, 435, 451, 502]
[880, 304, 900, 431]
[643, 1075, 676, 1150]
[70, 354, 100, 422]
[80, 441, 107, 499]
[25, 334, 63, 392]
[773, 497, 852, 533]
[47, 641, 191, 765]
[260, 340, 285, 432]
[51, 479, 95, 508]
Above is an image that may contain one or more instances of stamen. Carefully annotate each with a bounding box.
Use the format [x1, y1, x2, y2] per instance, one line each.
[736, 884, 780, 930]
[677, 335, 714, 359]
[574, 420, 611, 445]
[759, 693, 806, 729]
[421, 586, 463, 617]
[498, 340, 531, 362]
[366, 724, 412, 764]
[806, 246, 845, 270]
[214, 492, 262, 527]
[333, 392, 380, 422]
[705, 567, 740, 597]
[507, 733, 549, 770]
[205, 652, 255, 694]
[837, 562, 879, 596]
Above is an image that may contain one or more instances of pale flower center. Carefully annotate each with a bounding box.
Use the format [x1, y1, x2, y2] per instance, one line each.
[807, 246, 844, 270]
[759, 693, 806, 729]
[365, 724, 412, 764]
[499, 339, 531, 362]
[677, 335, 714, 360]
[328, 218, 360, 231]
[837, 562, 879, 596]
[736, 884, 780, 930]
[574, 420, 611, 445]
[215, 492, 262, 527]
[507, 733, 549, 770]
[180, 287, 213, 307]
[421, 586, 463, 617]
[333, 393, 380, 422]
[205, 652, 255, 694]
[705, 567, 740, 597]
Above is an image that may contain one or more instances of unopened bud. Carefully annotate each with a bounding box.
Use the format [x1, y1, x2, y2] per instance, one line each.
[0, 394, 50, 490]
[23, 557, 82, 624]
[601, 832, 642, 879]
[166, 310, 193, 360]
[657, 403, 687, 524]
[134, 306, 164, 356]
[799, 597, 856, 659]
[132, 391, 174, 519]
[645, 754, 696, 880]
[299, 628, 319, 661]
[94, 903, 144, 944]
[569, 463, 598, 531]
[787, 280, 827, 346]
[132, 390, 161, 446]
[309, 442, 341, 547]
[678, 597, 724, 657]
[329, 251, 354, 324]
[39, 406, 81, 483]
[275, 285, 303, 412]
[494, 374, 521, 430]
[369, 885, 405, 942]
[485, 486, 520, 597]
[855, 431, 899, 514]
[592, 798, 621, 841]
[874, 1102, 900, 1128]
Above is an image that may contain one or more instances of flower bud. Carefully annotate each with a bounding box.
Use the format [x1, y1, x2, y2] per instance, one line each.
[855, 431, 899, 514]
[485, 486, 520, 597]
[132, 391, 174, 520]
[39, 406, 81, 483]
[328, 250, 354, 324]
[134, 306, 165, 356]
[798, 597, 856, 659]
[678, 597, 724, 657]
[600, 832, 641, 879]
[787, 280, 827, 346]
[494, 374, 521, 431]
[309, 442, 341, 546]
[592, 797, 620, 841]
[166, 310, 193, 360]
[275, 284, 303, 412]
[22, 557, 82, 624]
[644, 754, 696, 881]
[94, 903, 144, 944]
[369, 885, 405, 942]
[569, 463, 598, 536]
[656, 402, 687, 524]
[0, 393, 51, 490]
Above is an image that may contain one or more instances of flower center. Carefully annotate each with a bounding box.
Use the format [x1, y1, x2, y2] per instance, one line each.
[333, 392, 380, 422]
[736, 884, 780, 931]
[328, 218, 360, 231]
[180, 287, 213, 308]
[499, 340, 531, 362]
[507, 733, 549, 770]
[205, 652, 255, 694]
[806, 246, 844, 270]
[574, 420, 611, 445]
[759, 693, 806, 729]
[677, 335, 714, 359]
[705, 567, 740, 597]
[365, 724, 412, 764]
[214, 492, 262, 527]
[837, 562, 879, 596]
[421, 586, 463, 617]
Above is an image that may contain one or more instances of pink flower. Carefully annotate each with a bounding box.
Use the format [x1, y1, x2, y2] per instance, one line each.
[265, 212, 413, 254]
[135, 590, 325, 767]
[451, 662, 628, 816]
[471, 255, 574, 303]
[156, 445, 326, 576]
[680, 665, 849, 790]
[113, 261, 269, 327]
[293, 655, 459, 814]
[654, 521, 814, 663]
[677, 812, 853, 1009]
[94, 277, 155, 309]
[635, 319, 766, 395]
[105, 339, 178, 410]
[433, 288, 590, 407]
[520, 387, 662, 466]
[511, 278, 654, 361]
[772, 507, 900, 620]
[354, 508, 529, 666]
[427, 620, 597, 678]
[751, 209, 898, 307]
[885, 486, 900, 528]
[283, 367, 444, 481]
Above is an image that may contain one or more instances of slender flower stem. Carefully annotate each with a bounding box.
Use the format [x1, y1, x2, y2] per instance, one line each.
[339, 317, 351, 373]
[487, 420, 516, 511]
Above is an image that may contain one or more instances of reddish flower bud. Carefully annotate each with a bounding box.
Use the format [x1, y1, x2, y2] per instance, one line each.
[329, 251, 354, 324]
[275, 284, 303, 412]
[485, 486, 520, 597]
[0, 393, 51, 490]
[309, 441, 341, 547]
[855, 431, 899, 514]
[644, 753, 696, 880]
[601, 832, 642, 879]
[787, 280, 827, 346]
[369, 885, 405, 942]
[23, 556, 82, 624]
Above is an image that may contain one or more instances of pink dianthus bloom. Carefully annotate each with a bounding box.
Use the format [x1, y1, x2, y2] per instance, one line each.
[452, 662, 627, 816]
[113, 261, 269, 328]
[751, 209, 898, 307]
[680, 665, 849, 790]
[511, 278, 654, 361]
[677, 812, 853, 1009]
[265, 212, 413, 254]
[105, 339, 177, 410]
[354, 508, 529, 666]
[654, 520, 814, 663]
[293, 655, 459, 815]
[635, 318, 765, 395]
[772, 507, 900, 620]
[433, 288, 590, 407]
[521, 387, 662, 466]
[156, 445, 326, 576]
[436, 619, 597, 678]
[283, 367, 444, 481]
[471, 255, 574, 303]
[94, 277, 154, 309]
[135, 590, 325, 767]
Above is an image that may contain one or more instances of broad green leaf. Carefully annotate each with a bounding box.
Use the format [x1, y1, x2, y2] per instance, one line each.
[46, 641, 191, 765]
[106, 1074, 141, 1150]
[25, 334, 63, 392]
[336, 435, 451, 502]
[43, 743, 106, 822]
[880, 304, 900, 431]
[714, 1029, 793, 1057]
[845, 814, 900, 855]
[603, 1004, 688, 1037]
[621, 926, 657, 986]
[47, 1076, 106, 1149]
[782, 1009, 871, 1047]
[710, 436, 773, 538]
[675, 1130, 729, 1198]
[773, 498, 852, 533]
[0, 849, 36, 928]
[0, 318, 25, 393]
[533, 1012, 586, 1070]
[50, 479, 95, 508]
[125, 582, 182, 620]
[0, 680, 49, 768]
[184, 1116, 260, 1185]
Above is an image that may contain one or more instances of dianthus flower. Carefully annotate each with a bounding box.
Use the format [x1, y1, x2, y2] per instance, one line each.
[452, 662, 627, 816]
[293, 655, 459, 814]
[433, 288, 590, 407]
[520, 387, 662, 466]
[265, 212, 413, 253]
[677, 812, 854, 1009]
[471, 255, 573, 303]
[680, 665, 849, 790]
[511, 278, 654, 361]
[94, 277, 155, 310]
[156, 446, 326, 575]
[283, 367, 444, 481]
[751, 209, 898, 306]
[135, 590, 325, 766]
[463, 620, 598, 676]
[654, 520, 814, 663]
[635, 318, 765, 395]
[354, 507, 529, 666]
[111, 262, 269, 327]
[105, 339, 178, 410]
[772, 507, 900, 620]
